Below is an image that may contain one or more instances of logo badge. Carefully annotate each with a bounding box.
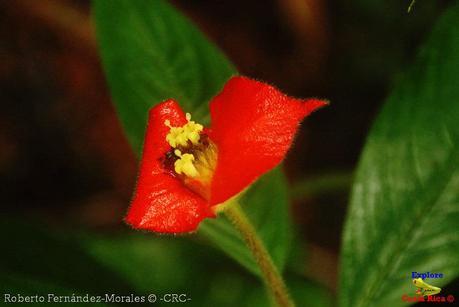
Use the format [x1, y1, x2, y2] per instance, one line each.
[402, 272, 455, 304]
[413, 278, 441, 296]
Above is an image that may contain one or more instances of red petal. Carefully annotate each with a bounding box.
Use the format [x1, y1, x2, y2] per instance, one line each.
[126, 100, 214, 233]
[209, 76, 327, 205]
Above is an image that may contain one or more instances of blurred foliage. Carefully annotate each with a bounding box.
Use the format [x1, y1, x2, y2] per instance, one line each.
[0, 217, 332, 307]
[0, 217, 128, 306]
[340, 2, 459, 306]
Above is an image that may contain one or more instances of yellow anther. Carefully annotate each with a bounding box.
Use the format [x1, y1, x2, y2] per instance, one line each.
[173, 150, 199, 177]
[164, 113, 203, 148]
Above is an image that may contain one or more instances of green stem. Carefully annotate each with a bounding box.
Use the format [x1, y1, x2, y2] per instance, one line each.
[290, 171, 353, 200]
[224, 201, 295, 307]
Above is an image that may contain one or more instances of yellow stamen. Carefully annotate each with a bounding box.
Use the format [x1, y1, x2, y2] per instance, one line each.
[173, 149, 199, 178]
[164, 113, 203, 148]
[163, 112, 217, 199]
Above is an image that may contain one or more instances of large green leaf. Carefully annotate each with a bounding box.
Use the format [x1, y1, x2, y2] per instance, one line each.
[94, 0, 235, 152]
[94, 0, 292, 276]
[339, 4, 459, 307]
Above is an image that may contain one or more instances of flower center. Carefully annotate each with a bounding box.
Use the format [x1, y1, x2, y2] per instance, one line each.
[163, 113, 217, 199]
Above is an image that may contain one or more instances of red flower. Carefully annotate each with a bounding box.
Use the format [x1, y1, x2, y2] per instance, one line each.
[126, 76, 327, 233]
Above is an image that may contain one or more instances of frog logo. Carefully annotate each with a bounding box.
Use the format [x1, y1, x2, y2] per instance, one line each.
[413, 278, 441, 296]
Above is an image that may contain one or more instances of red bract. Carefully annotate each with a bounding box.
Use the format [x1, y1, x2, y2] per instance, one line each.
[126, 76, 327, 233]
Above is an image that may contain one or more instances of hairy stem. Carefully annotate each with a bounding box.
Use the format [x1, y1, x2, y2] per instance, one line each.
[224, 201, 295, 307]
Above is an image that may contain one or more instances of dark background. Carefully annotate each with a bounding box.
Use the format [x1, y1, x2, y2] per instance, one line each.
[0, 0, 455, 299]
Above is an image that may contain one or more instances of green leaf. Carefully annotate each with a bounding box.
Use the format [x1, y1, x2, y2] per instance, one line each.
[339, 4, 459, 307]
[199, 167, 292, 276]
[94, 0, 292, 276]
[94, 0, 235, 152]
